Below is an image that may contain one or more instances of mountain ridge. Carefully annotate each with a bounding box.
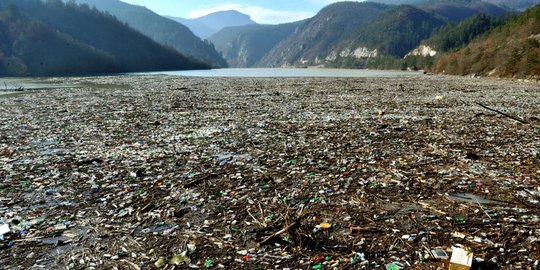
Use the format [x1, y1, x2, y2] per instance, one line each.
[258, 2, 391, 67]
[0, 0, 209, 76]
[167, 10, 257, 39]
[74, 0, 227, 67]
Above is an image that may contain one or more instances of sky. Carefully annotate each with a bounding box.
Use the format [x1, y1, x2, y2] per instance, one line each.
[120, 0, 355, 24]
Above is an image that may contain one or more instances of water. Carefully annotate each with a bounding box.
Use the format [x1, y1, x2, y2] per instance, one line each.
[146, 68, 423, 78]
[0, 78, 75, 95]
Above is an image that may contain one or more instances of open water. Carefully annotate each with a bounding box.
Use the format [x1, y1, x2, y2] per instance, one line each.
[148, 68, 423, 78]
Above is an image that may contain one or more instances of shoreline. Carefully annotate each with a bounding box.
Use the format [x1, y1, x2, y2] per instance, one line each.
[1, 75, 539, 269]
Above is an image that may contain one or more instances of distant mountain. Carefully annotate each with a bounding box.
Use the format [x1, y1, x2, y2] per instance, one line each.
[167, 10, 257, 39]
[372, 0, 539, 11]
[195, 10, 256, 32]
[209, 22, 302, 67]
[417, 0, 508, 22]
[165, 16, 216, 39]
[251, 0, 515, 68]
[432, 3, 540, 78]
[481, 0, 540, 11]
[0, 0, 208, 77]
[258, 2, 391, 67]
[370, 0, 425, 4]
[75, 0, 227, 67]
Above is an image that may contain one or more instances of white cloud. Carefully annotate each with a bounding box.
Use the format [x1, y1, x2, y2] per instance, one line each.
[188, 3, 314, 24]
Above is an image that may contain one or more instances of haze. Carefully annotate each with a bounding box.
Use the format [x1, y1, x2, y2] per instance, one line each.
[120, 0, 351, 24]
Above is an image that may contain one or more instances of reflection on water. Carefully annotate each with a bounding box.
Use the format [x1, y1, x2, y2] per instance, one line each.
[144, 68, 424, 78]
[0, 78, 76, 95]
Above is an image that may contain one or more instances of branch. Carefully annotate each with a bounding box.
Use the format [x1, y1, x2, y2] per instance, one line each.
[475, 102, 528, 124]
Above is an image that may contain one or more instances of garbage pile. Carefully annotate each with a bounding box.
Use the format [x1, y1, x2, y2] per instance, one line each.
[0, 75, 539, 269]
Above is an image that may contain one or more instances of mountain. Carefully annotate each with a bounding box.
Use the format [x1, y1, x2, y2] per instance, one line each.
[482, 0, 540, 11]
[336, 5, 447, 57]
[370, 0, 425, 4]
[371, 0, 539, 11]
[165, 16, 216, 39]
[195, 10, 256, 32]
[167, 11, 257, 39]
[74, 0, 227, 67]
[258, 2, 391, 67]
[253, 0, 513, 69]
[432, 4, 540, 78]
[0, 0, 208, 77]
[0, 5, 116, 76]
[208, 22, 302, 67]
[402, 13, 508, 70]
[417, 0, 508, 22]
[417, 13, 507, 54]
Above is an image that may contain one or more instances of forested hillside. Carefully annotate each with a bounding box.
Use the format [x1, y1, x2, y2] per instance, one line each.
[0, 5, 118, 76]
[258, 2, 391, 67]
[75, 0, 227, 67]
[423, 13, 508, 52]
[432, 4, 540, 77]
[0, 0, 209, 76]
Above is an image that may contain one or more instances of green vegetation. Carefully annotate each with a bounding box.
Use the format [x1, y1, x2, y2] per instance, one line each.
[432, 3, 540, 77]
[424, 13, 508, 52]
[75, 0, 227, 67]
[418, 0, 507, 22]
[482, 0, 540, 11]
[345, 5, 447, 57]
[258, 2, 391, 67]
[0, 0, 209, 76]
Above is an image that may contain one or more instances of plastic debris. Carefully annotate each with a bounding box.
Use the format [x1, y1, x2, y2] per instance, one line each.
[0, 224, 10, 238]
[204, 259, 214, 268]
[169, 252, 191, 265]
[319, 222, 331, 230]
[431, 249, 449, 260]
[154, 257, 167, 268]
[450, 248, 473, 270]
[1, 76, 540, 269]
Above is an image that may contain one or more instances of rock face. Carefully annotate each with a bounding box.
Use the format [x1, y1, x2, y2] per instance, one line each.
[326, 48, 379, 62]
[406, 45, 437, 57]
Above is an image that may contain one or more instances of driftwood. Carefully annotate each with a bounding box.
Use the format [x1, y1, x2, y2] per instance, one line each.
[475, 102, 528, 124]
[257, 217, 302, 246]
[183, 172, 224, 188]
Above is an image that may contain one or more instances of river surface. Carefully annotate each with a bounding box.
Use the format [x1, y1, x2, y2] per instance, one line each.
[0, 69, 423, 96]
[146, 68, 423, 78]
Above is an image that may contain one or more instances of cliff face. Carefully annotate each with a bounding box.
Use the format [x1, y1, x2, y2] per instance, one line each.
[406, 45, 438, 57]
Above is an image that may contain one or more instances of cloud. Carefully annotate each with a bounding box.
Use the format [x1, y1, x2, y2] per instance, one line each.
[188, 3, 313, 24]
